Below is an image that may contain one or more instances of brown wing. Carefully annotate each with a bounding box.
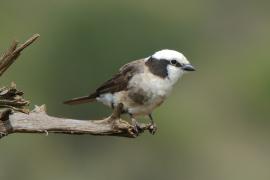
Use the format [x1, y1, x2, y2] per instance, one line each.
[94, 59, 144, 95]
[64, 59, 144, 105]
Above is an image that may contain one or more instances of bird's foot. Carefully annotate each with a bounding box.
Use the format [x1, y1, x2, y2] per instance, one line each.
[149, 122, 157, 135]
[131, 118, 144, 136]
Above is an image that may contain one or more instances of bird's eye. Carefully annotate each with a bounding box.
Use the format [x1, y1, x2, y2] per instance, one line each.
[170, 60, 177, 65]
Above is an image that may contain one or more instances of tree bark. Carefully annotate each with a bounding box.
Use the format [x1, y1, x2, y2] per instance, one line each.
[0, 104, 152, 138]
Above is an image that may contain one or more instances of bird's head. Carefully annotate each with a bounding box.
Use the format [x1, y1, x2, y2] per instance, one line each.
[145, 49, 195, 84]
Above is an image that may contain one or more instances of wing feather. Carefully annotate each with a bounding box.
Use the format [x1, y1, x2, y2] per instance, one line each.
[64, 59, 144, 105]
[94, 59, 144, 95]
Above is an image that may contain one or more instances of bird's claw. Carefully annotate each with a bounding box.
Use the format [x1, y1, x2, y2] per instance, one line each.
[149, 123, 157, 135]
[131, 119, 144, 136]
[130, 117, 157, 136]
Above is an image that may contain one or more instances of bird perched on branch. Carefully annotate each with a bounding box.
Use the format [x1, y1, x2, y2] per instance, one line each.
[64, 49, 195, 134]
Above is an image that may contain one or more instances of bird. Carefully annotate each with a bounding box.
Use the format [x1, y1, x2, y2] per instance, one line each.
[64, 49, 195, 134]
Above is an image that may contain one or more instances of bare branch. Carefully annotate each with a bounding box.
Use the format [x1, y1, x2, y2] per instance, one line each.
[0, 104, 152, 139]
[0, 34, 40, 76]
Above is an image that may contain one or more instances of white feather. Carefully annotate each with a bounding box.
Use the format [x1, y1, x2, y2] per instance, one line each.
[97, 93, 114, 107]
[152, 49, 190, 65]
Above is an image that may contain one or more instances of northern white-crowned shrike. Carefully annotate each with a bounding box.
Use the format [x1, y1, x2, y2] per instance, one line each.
[64, 49, 195, 134]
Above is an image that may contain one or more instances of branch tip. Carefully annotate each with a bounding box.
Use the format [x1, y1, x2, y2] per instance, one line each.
[0, 33, 40, 77]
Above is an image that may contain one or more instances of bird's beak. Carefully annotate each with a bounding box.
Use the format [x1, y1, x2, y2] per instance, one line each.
[182, 64, 195, 71]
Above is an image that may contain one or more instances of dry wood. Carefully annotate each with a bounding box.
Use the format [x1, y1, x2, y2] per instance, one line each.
[0, 34, 40, 76]
[0, 104, 152, 138]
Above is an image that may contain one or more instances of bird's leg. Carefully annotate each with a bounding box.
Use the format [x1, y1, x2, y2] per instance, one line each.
[111, 103, 115, 109]
[148, 114, 157, 135]
[129, 113, 143, 135]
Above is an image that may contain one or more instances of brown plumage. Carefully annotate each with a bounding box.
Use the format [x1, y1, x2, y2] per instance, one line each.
[63, 59, 144, 105]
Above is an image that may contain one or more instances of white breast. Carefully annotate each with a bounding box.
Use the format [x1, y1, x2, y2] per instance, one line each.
[119, 70, 175, 116]
[130, 70, 173, 98]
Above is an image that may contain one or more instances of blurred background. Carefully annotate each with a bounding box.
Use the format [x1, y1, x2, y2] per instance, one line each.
[1, 0, 270, 180]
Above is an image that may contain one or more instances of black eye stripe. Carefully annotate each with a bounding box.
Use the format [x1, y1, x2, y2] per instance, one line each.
[149, 57, 182, 69]
[145, 58, 169, 78]
[170, 60, 182, 67]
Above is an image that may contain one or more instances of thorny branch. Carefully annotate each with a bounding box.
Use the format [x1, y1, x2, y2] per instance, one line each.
[0, 34, 153, 139]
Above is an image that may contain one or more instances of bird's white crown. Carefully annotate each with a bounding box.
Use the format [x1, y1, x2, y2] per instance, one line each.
[151, 49, 190, 65]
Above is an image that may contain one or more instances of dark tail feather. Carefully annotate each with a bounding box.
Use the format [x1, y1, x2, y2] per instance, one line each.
[63, 95, 97, 105]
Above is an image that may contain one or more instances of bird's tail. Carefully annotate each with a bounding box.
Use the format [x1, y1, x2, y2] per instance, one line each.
[63, 95, 97, 105]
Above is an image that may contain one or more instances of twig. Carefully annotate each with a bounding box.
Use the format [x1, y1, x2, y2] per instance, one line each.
[0, 34, 40, 76]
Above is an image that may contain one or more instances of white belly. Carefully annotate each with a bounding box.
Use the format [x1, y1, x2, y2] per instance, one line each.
[126, 95, 166, 116]
[97, 71, 175, 116]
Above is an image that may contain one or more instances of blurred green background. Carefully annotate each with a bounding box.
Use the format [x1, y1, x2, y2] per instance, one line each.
[1, 0, 270, 180]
